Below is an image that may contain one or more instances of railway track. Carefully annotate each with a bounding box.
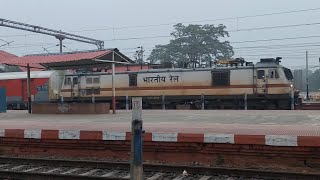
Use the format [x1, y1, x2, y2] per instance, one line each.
[0, 157, 318, 180]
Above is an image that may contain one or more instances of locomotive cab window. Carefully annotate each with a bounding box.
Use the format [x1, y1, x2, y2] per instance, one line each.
[86, 87, 100, 95]
[86, 77, 93, 84]
[86, 88, 93, 95]
[129, 74, 137, 86]
[93, 88, 100, 95]
[73, 77, 78, 85]
[257, 70, 265, 79]
[268, 69, 279, 79]
[211, 71, 230, 86]
[93, 77, 100, 84]
[87, 77, 100, 84]
[64, 77, 71, 86]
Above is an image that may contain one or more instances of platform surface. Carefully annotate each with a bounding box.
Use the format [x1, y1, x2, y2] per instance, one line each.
[1, 110, 320, 136]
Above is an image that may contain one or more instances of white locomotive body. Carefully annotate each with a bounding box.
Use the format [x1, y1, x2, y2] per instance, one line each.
[56, 58, 296, 109]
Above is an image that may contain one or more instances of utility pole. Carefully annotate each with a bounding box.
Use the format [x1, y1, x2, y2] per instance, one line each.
[27, 64, 32, 114]
[306, 51, 309, 101]
[55, 35, 65, 53]
[136, 46, 144, 64]
[59, 39, 63, 53]
[112, 50, 116, 114]
[140, 46, 144, 63]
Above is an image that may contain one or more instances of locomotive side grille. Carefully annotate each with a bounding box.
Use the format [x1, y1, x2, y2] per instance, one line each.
[211, 71, 230, 86]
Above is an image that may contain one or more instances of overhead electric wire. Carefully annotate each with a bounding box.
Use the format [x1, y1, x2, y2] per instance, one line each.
[122, 42, 320, 50]
[101, 22, 320, 42]
[233, 42, 320, 50]
[1, 6, 320, 38]
[240, 53, 320, 58]
[69, 7, 320, 32]
[231, 35, 320, 44]
[4, 35, 320, 50]
[3, 7, 320, 57]
[19, 7, 315, 35]
[237, 51, 320, 56]
[229, 22, 320, 32]
[6, 40, 320, 57]
[235, 46, 320, 52]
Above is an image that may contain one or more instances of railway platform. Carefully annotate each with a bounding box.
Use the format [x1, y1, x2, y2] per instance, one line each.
[1, 110, 320, 173]
[1, 110, 320, 135]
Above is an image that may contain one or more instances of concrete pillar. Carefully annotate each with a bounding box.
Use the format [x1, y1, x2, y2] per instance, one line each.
[244, 93, 247, 110]
[130, 97, 144, 180]
[291, 90, 295, 110]
[201, 93, 204, 110]
[162, 95, 165, 110]
[126, 95, 129, 110]
[92, 95, 95, 104]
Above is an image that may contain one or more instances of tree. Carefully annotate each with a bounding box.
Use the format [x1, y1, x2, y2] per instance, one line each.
[147, 23, 234, 68]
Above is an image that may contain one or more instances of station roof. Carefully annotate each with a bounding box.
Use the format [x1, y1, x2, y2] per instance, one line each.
[0, 51, 21, 72]
[2, 49, 134, 70]
[0, 71, 55, 80]
[0, 50, 17, 62]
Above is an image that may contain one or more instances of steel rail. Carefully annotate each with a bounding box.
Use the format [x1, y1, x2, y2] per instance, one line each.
[0, 157, 318, 180]
[0, 171, 127, 180]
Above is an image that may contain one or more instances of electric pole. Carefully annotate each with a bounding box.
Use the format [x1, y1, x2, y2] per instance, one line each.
[135, 46, 144, 64]
[27, 64, 32, 114]
[306, 51, 309, 101]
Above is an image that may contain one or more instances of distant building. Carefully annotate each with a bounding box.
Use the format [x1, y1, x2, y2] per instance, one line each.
[294, 69, 304, 91]
[293, 69, 312, 91]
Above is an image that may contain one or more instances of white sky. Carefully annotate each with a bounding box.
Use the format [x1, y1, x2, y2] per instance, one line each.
[1, 0, 320, 69]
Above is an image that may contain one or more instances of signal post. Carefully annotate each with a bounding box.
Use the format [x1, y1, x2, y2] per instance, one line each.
[130, 97, 144, 180]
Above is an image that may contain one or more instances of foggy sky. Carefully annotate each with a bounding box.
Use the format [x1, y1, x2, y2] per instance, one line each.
[1, 0, 320, 69]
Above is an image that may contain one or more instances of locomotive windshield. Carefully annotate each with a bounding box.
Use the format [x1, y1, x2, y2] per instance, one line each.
[283, 67, 293, 81]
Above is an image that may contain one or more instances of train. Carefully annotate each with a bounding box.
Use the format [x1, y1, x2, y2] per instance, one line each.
[0, 57, 298, 110]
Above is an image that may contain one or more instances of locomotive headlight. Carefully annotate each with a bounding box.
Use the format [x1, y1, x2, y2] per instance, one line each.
[290, 84, 293, 88]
